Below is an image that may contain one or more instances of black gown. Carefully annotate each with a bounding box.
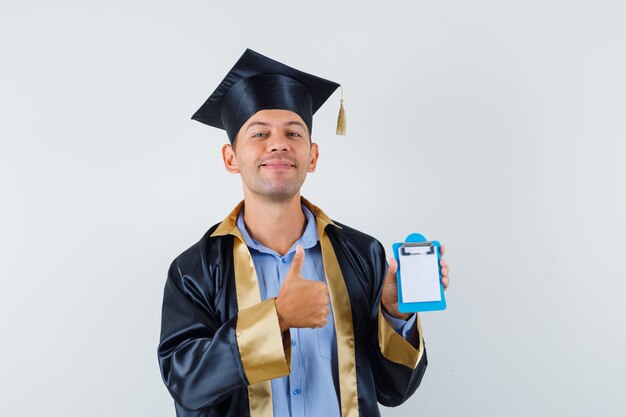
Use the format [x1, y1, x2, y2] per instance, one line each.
[158, 198, 428, 417]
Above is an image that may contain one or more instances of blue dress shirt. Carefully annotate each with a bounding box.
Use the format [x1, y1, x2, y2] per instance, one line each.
[237, 206, 416, 417]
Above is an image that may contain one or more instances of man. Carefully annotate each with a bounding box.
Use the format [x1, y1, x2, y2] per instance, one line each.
[158, 49, 450, 417]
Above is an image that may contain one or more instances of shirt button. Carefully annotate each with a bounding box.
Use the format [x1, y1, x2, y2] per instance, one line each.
[292, 389, 301, 396]
[281, 258, 287, 264]
[291, 340, 296, 347]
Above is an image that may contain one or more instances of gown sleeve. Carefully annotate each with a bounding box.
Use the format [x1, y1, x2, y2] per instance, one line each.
[381, 309, 417, 339]
[157, 255, 290, 411]
[370, 241, 428, 407]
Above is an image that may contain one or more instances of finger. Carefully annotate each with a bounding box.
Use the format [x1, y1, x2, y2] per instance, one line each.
[316, 282, 330, 299]
[440, 260, 448, 274]
[440, 245, 446, 257]
[311, 317, 328, 329]
[287, 244, 305, 279]
[441, 266, 448, 277]
[441, 276, 449, 290]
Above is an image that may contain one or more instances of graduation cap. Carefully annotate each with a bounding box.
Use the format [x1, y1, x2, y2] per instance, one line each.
[192, 48, 346, 143]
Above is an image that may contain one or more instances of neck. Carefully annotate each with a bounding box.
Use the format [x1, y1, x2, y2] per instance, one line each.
[242, 192, 306, 256]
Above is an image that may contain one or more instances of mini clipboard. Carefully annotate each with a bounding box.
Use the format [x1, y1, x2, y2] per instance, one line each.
[393, 233, 446, 313]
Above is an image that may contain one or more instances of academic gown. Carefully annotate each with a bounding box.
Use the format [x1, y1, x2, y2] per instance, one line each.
[158, 198, 428, 417]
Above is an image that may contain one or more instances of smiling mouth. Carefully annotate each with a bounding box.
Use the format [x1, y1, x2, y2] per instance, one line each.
[259, 159, 296, 169]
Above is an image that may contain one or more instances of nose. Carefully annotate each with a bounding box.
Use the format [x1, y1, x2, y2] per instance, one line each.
[268, 132, 290, 153]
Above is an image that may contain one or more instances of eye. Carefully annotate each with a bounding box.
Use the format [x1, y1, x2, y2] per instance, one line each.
[288, 132, 302, 138]
[252, 132, 269, 138]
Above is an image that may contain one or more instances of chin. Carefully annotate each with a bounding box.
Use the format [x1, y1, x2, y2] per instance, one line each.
[244, 175, 306, 202]
[262, 189, 300, 202]
[254, 183, 302, 202]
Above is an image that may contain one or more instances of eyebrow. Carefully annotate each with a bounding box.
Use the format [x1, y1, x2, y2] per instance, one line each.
[245, 120, 307, 132]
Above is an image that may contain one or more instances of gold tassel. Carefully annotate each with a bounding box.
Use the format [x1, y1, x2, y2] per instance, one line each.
[336, 86, 346, 135]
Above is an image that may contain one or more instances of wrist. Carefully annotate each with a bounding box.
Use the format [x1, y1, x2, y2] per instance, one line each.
[274, 297, 290, 332]
[381, 301, 410, 321]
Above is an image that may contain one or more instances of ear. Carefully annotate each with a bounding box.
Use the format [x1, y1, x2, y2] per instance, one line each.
[221, 144, 240, 174]
[307, 142, 319, 173]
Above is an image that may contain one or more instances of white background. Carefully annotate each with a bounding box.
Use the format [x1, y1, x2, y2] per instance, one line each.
[1, 1, 625, 416]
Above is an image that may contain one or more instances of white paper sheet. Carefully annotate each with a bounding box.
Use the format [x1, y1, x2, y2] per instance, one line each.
[399, 247, 442, 303]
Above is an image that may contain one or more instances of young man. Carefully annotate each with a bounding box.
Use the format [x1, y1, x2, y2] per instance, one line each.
[158, 49, 450, 417]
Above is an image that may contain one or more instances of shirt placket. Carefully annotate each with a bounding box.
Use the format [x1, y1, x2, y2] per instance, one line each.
[277, 251, 305, 417]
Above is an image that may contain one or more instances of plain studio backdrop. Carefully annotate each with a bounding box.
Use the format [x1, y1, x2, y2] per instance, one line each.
[1, 1, 625, 416]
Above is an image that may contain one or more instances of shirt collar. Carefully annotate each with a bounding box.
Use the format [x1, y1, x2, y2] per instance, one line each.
[236, 204, 319, 256]
[210, 197, 340, 238]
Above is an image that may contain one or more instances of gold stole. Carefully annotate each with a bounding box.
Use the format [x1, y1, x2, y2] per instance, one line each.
[211, 199, 360, 417]
[233, 237, 275, 417]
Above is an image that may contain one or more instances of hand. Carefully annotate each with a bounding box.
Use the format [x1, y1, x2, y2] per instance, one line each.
[275, 245, 330, 332]
[381, 245, 451, 320]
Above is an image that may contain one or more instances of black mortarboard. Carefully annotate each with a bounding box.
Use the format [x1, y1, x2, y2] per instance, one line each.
[192, 49, 344, 143]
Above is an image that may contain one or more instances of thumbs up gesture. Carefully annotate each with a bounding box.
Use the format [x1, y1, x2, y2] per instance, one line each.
[275, 245, 330, 332]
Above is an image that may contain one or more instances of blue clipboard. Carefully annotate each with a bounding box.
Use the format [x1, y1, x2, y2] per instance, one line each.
[393, 233, 447, 313]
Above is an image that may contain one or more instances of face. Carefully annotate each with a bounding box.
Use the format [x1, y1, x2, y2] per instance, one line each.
[222, 109, 319, 202]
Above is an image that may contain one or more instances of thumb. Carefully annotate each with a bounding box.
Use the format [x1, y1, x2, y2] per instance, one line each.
[385, 258, 398, 285]
[286, 244, 305, 280]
